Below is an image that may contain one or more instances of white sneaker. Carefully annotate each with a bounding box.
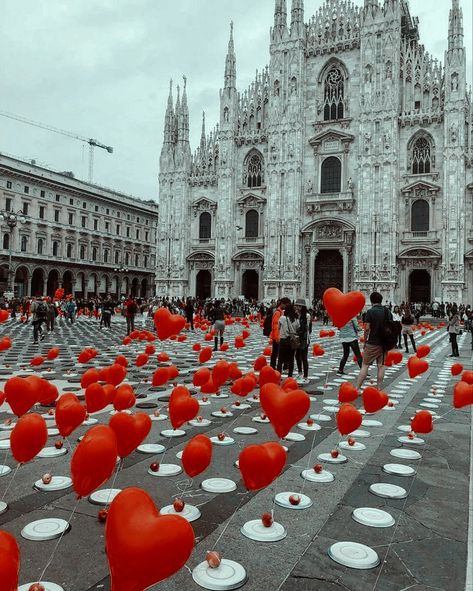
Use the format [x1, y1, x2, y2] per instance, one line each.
[301, 378, 310, 385]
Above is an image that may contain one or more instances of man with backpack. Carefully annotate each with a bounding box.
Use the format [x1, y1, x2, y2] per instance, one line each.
[356, 292, 395, 391]
[31, 297, 48, 344]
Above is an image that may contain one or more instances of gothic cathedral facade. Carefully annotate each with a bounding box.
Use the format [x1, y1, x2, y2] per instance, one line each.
[156, 0, 473, 304]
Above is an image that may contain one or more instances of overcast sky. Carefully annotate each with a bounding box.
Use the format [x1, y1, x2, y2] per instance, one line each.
[0, 0, 471, 202]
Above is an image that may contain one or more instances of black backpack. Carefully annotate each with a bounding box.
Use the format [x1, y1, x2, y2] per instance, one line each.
[382, 307, 398, 352]
[36, 301, 48, 318]
[263, 309, 273, 337]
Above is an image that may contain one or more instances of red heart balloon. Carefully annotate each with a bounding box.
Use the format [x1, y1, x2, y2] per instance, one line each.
[109, 412, 152, 458]
[85, 383, 109, 414]
[282, 377, 299, 391]
[338, 382, 358, 403]
[182, 434, 213, 477]
[199, 347, 213, 364]
[260, 384, 310, 439]
[10, 413, 48, 463]
[408, 356, 429, 379]
[451, 363, 464, 376]
[81, 368, 100, 388]
[336, 403, 362, 435]
[362, 387, 389, 413]
[56, 393, 87, 438]
[239, 442, 286, 490]
[113, 385, 136, 412]
[416, 345, 431, 359]
[4, 376, 37, 417]
[411, 410, 433, 434]
[385, 350, 403, 366]
[152, 367, 169, 387]
[258, 365, 281, 387]
[105, 487, 194, 591]
[27, 376, 59, 405]
[107, 364, 127, 386]
[192, 368, 211, 387]
[71, 425, 118, 498]
[135, 353, 149, 368]
[453, 381, 473, 409]
[253, 356, 267, 372]
[168, 386, 199, 429]
[322, 288, 366, 329]
[461, 371, 473, 385]
[0, 530, 20, 591]
[154, 307, 186, 340]
[212, 360, 230, 388]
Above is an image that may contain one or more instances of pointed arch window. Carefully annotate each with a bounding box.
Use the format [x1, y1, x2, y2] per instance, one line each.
[412, 137, 431, 174]
[323, 67, 345, 121]
[411, 200, 429, 232]
[199, 212, 211, 240]
[245, 210, 259, 238]
[245, 151, 264, 188]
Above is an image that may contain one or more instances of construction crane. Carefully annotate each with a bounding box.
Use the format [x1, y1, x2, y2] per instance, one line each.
[0, 110, 113, 182]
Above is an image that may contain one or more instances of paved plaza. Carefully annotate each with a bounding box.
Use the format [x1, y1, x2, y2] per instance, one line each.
[0, 315, 472, 591]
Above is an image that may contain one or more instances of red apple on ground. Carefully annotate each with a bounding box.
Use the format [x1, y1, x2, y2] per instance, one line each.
[220, 407, 227, 414]
[314, 464, 323, 474]
[28, 584, 46, 591]
[234, 400, 241, 407]
[330, 449, 339, 458]
[206, 551, 222, 569]
[173, 498, 185, 512]
[262, 512, 273, 527]
[150, 462, 160, 472]
[42, 473, 52, 485]
[289, 494, 301, 506]
[307, 418, 314, 427]
[55, 440, 63, 449]
[98, 509, 108, 522]
[347, 437, 355, 446]
[217, 432, 225, 442]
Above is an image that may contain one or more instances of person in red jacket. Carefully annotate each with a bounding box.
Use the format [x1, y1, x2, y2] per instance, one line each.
[124, 297, 137, 336]
[270, 297, 290, 369]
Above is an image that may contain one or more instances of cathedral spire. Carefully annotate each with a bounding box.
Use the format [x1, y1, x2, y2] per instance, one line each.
[273, 0, 287, 38]
[290, 0, 304, 37]
[224, 21, 236, 91]
[163, 79, 174, 146]
[200, 111, 206, 155]
[448, 0, 463, 51]
[180, 75, 190, 144]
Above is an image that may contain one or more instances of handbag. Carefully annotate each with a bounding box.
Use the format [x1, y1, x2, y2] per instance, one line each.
[285, 317, 301, 350]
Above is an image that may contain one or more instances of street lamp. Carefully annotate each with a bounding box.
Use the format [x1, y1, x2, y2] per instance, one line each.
[113, 263, 128, 298]
[0, 210, 27, 293]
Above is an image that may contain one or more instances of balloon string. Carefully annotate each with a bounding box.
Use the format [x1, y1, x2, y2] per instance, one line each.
[38, 497, 80, 583]
[211, 495, 247, 551]
[1, 462, 20, 501]
[299, 431, 318, 495]
[105, 458, 123, 508]
[64, 437, 74, 453]
[157, 431, 174, 466]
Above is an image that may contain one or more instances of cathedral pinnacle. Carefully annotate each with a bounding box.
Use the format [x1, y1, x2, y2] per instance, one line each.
[273, 0, 287, 37]
[224, 21, 236, 90]
[448, 0, 463, 51]
[290, 0, 304, 37]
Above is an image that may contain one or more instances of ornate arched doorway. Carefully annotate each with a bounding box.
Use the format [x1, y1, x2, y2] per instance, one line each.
[242, 270, 259, 300]
[131, 278, 139, 298]
[47, 270, 59, 297]
[31, 268, 45, 296]
[196, 270, 212, 299]
[409, 269, 431, 303]
[141, 278, 148, 298]
[314, 250, 343, 300]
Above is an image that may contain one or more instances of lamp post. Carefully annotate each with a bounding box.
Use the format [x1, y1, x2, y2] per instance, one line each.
[114, 263, 129, 298]
[0, 210, 27, 293]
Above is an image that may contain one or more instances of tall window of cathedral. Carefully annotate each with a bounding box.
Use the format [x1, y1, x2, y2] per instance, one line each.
[323, 67, 345, 121]
[52, 241, 59, 257]
[245, 151, 264, 188]
[274, 80, 280, 97]
[411, 199, 430, 232]
[245, 210, 259, 238]
[256, 107, 262, 130]
[199, 212, 212, 240]
[412, 137, 432, 174]
[320, 157, 342, 194]
[37, 238, 44, 255]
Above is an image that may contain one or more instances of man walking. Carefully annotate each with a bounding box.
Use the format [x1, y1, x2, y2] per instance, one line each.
[356, 292, 393, 391]
[124, 296, 137, 335]
[31, 297, 48, 344]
